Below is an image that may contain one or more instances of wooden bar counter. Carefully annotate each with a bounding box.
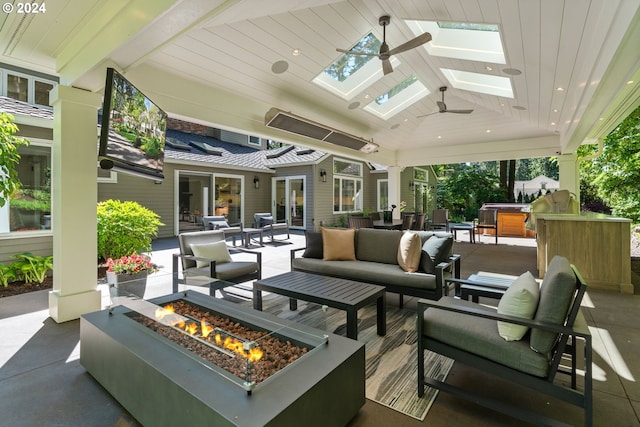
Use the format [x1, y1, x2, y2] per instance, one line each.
[536, 213, 632, 293]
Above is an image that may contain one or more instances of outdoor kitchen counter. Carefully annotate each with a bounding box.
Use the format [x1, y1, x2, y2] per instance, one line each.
[536, 213, 632, 293]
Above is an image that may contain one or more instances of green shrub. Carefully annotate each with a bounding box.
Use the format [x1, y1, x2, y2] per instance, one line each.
[0, 264, 18, 287]
[12, 252, 53, 283]
[97, 200, 164, 261]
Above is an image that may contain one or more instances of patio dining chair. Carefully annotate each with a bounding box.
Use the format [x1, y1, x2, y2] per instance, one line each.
[347, 216, 373, 229]
[475, 209, 498, 244]
[429, 209, 449, 231]
[202, 215, 244, 246]
[253, 213, 290, 242]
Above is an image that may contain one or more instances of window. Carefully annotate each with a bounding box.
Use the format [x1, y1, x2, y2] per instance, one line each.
[0, 142, 52, 234]
[7, 74, 28, 102]
[333, 158, 363, 213]
[248, 135, 261, 147]
[377, 179, 389, 211]
[1, 69, 56, 107]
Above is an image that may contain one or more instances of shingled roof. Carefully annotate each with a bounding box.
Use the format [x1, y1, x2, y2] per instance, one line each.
[165, 129, 327, 171]
[0, 96, 53, 120]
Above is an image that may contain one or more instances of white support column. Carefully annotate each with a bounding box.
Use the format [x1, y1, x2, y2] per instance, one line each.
[387, 166, 402, 219]
[558, 153, 580, 204]
[48, 85, 103, 323]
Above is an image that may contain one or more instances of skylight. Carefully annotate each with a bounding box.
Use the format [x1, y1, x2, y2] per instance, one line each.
[313, 32, 399, 100]
[363, 76, 429, 119]
[440, 68, 513, 98]
[404, 20, 505, 64]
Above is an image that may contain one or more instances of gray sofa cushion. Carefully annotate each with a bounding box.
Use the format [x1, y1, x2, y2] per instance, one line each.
[422, 297, 550, 377]
[530, 256, 576, 355]
[291, 257, 438, 291]
[420, 234, 454, 274]
[355, 228, 402, 265]
[302, 231, 323, 259]
[187, 261, 260, 282]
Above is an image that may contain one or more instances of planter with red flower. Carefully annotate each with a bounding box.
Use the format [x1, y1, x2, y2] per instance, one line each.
[106, 253, 158, 298]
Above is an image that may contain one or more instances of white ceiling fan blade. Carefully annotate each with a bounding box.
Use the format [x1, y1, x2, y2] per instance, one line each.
[446, 109, 474, 114]
[381, 59, 393, 75]
[387, 32, 432, 56]
[336, 48, 378, 57]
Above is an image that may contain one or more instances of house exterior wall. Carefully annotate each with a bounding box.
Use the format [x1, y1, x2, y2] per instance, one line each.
[0, 235, 52, 264]
[97, 162, 273, 238]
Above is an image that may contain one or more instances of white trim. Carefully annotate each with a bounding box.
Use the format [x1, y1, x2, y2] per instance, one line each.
[377, 179, 389, 212]
[272, 175, 307, 229]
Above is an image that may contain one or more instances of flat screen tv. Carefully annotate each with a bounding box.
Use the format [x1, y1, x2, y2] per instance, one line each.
[98, 67, 167, 181]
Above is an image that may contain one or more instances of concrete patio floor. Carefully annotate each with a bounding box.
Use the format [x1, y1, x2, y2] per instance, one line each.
[1, 230, 639, 426]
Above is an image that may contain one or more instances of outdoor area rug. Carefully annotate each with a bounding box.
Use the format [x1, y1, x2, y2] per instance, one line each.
[228, 289, 454, 421]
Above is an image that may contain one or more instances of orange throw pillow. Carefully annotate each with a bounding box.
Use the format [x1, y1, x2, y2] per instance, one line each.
[321, 227, 356, 261]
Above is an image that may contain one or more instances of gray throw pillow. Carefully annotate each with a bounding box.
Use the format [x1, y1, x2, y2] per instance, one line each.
[420, 235, 453, 274]
[302, 231, 323, 259]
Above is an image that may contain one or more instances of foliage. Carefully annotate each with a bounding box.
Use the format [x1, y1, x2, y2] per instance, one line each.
[436, 163, 507, 221]
[12, 253, 53, 283]
[579, 104, 640, 221]
[9, 189, 51, 212]
[0, 253, 53, 286]
[106, 253, 157, 275]
[0, 113, 30, 207]
[0, 264, 18, 287]
[97, 200, 164, 261]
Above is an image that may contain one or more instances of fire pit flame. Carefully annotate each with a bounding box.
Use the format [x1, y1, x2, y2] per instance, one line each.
[154, 304, 263, 363]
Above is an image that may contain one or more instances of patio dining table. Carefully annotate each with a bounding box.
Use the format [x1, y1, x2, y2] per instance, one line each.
[372, 219, 403, 230]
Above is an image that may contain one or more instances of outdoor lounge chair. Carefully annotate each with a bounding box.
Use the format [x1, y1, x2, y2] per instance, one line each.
[202, 215, 244, 246]
[172, 230, 261, 295]
[417, 256, 592, 426]
[253, 213, 290, 242]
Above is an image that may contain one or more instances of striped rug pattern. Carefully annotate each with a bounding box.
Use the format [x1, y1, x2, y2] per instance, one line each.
[239, 292, 453, 421]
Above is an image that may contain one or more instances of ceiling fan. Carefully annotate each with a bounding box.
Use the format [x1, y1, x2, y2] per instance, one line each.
[336, 15, 432, 75]
[418, 86, 474, 117]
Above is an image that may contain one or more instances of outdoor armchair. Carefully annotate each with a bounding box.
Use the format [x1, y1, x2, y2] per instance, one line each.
[417, 256, 592, 426]
[172, 230, 261, 295]
[202, 215, 244, 246]
[253, 213, 290, 242]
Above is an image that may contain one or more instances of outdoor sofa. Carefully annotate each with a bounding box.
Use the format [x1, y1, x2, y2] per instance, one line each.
[290, 228, 460, 306]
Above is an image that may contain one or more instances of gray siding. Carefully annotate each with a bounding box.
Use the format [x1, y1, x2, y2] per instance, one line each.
[0, 235, 52, 264]
[98, 163, 273, 237]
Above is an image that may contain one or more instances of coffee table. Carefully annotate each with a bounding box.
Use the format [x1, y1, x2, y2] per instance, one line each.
[253, 271, 386, 340]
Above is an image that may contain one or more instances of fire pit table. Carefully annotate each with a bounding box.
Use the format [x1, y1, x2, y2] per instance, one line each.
[80, 291, 365, 427]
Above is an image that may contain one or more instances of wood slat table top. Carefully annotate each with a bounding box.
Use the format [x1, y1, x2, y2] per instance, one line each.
[255, 271, 385, 305]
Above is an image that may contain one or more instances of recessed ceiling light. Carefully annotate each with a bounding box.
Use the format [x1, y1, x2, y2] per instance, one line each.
[404, 118, 409, 122]
[556, 87, 565, 91]
[551, 122, 556, 126]
[437, 135, 442, 139]
[485, 129, 492, 133]
[553, 109, 558, 113]
[500, 102, 505, 106]
[348, 101, 360, 110]
[627, 80, 634, 85]
[364, 94, 370, 99]
[292, 49, 301, 56]
[271, 60, 289, 74]
[502, 68, 522, 76]
[485, 66, 493, 71]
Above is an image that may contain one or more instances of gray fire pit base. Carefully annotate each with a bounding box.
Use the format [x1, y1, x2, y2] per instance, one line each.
[80, 292, 365, 427]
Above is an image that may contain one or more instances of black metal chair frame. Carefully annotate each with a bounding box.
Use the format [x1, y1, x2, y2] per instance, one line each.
[475, 208, 498, 244]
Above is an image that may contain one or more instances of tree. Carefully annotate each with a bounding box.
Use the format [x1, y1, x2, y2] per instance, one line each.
[437, 163, 507, 221]
[579, 104, 640, 221]
[0, 113, 30, 207]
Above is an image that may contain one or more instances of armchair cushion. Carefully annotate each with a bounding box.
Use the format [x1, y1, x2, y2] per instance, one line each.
[191, 241, 232, 268]
[497, 271, 539, 341]
[302, 231, 323, 259]
[321, 227, 356, 261]
[530, 256, 576, 355]
[397, 231, 422, 272]
[420, 235, 454, 274]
